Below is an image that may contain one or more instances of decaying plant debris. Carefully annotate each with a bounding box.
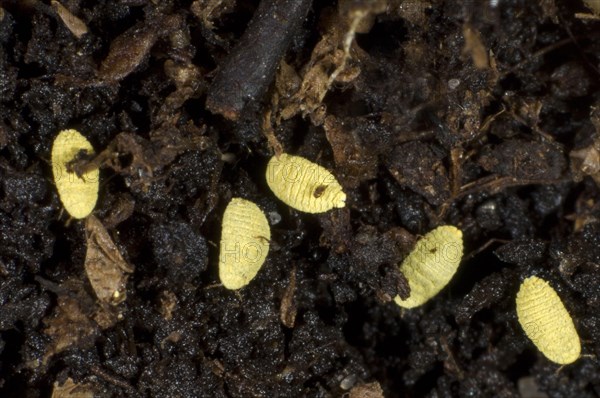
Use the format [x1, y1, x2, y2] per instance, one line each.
[84, 215, 133, 304]
[1, 0, 600, 397]
[51, 377, 94, 398]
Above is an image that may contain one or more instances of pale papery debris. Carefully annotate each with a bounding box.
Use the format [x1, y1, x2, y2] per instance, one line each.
[52, 377, 94, 398]
[570, 106, 600, 185]
[51, 1, 89, 39]
[85, 215, 134, 305]
[348, 381, 385, 398]
[462, 23, 489, 69]
[279, 1, 386, 125]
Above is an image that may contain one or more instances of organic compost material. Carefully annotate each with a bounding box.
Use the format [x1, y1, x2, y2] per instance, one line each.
[1, 0, 599, 397]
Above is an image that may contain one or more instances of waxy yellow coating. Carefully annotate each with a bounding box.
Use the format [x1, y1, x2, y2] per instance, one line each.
[219, 198, 271, 290]
[266, 153, 346, 213]
[394, 226, 463, 308]
[51, 129, 99, 219]
[516, 276, 581, 364]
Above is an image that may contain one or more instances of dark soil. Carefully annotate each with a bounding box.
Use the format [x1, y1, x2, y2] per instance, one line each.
[1, 0, 600, 397]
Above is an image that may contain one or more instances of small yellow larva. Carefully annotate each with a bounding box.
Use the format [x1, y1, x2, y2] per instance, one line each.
[51, 129, 99, 219]
[516, 276, 581, 365]
[266, 153, 346, 214]
[394, 226, 463, 308]
[219, 198, 271, 290]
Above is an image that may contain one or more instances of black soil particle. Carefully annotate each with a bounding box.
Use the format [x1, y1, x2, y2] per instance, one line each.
[1, 0, 600, 397]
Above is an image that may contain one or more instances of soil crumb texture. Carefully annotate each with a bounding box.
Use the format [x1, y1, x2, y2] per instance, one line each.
[0, 1, 599, 397]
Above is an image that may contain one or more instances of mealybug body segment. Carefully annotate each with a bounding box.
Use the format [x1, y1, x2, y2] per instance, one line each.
[394, 226, 463, 308]
[51, 129, 99, 219]
[219, 198, 271, 289]
[266, 153, 346, 213]
[516, 276, 580, 364]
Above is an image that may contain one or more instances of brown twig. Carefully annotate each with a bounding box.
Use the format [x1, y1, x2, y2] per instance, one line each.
[89, 365, 135, 394]
[438, 175, 568, 219]
[206, 0, 312, 120]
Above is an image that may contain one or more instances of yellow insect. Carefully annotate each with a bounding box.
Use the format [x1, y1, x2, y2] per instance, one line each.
[51, 129, 99, 219]
[266, 153, 346, 213]
[219, 198, 271, 289]
[516, 276, 581, 365]
[394, 226, 463, 308]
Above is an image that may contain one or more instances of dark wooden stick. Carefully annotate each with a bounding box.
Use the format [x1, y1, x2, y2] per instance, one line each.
[206, 0, 312, 121]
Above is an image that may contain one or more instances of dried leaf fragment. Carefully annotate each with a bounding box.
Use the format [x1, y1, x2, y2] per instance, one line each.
[97, 14, 184, 82]
[266, 153, 346, 213]
[219, 198, 271, 289]
[394, 226, 464, 308]
[52, 1, 88, 39]
[463, 23, 488, 69]
[570, 140, 600, 184]
[51, 129, 99, 219]
[85, 215, 134, 304]
[159, 290, 177, 321]
[570, 106, 600, 185]
[52, 377, 94, 398]
[41, 279, 120, 366]
[98, 24, 158, 82]
[516, 276, 581, 364]
[349, 381, 384, 398]
[279, 1, 385, 123]
[43, 293, 99, 364]
[191, 0, 236, 32]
